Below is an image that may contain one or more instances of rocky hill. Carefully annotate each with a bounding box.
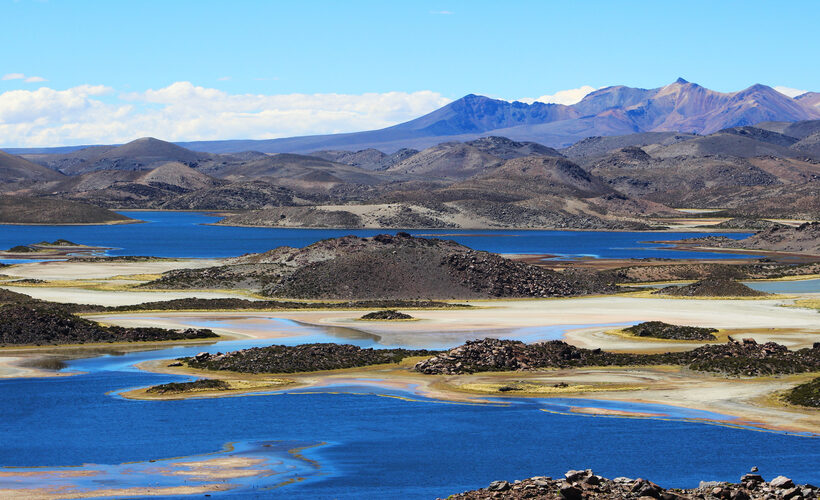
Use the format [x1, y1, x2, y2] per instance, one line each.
[734, 222, 820, 254]
[309, 148, 418, 171]
[653, 278, 769, 297]
[0, 150, 65, 184]
[674, 223, 820, 255]
[143, 233, 620, 300]
[5, 111, 820, 223]
[0, 196, 134, 224]
[23, 137, 211, 175]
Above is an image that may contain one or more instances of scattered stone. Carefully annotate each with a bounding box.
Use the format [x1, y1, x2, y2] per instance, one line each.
[441, 471, 820, 499]
[770, 476, 795, 489]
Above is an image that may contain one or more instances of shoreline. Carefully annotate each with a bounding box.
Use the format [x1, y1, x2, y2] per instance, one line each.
[123, 358, 820, 435]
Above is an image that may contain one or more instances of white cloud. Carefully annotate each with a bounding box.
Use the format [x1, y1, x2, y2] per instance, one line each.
[518, 85, 597, 106]
[0, 81, 451, 147]
[2, 73, 47, 83]
[217, 76, 232, 81]
[774, 86, 808, 98]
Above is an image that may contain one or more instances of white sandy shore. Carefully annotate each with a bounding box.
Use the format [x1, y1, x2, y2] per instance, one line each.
[91, 296, 820, 349]
[2, 259, 222, 280]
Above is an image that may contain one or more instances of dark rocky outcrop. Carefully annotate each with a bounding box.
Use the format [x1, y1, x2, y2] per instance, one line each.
[653, 278, 769, 297]
[145, 379, 230, 394]
[783, 376, 820, 408]
[672, 223, 820, 255]
[184, 344, 438, 374]
[623, 321, 718, 341]
[444, 468, 819, 499]
[360, 310, 413, 320]
[608, 261, 820, 284]
[0, 304, 217, 345]
[414, 338, 820, 377]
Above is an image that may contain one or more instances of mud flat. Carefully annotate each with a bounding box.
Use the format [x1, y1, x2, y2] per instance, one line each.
[2, 259, 223, 281]
[92, 295, 820, 349]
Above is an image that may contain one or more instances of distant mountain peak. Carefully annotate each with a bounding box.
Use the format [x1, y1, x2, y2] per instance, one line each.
[674, 77, 689, 84]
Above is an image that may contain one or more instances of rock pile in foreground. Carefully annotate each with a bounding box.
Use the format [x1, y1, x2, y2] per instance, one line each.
[413, 338, 820, 377]
[444, 469, 818, 499]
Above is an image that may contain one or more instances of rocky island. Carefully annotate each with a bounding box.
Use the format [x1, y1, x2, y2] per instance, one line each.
[622, 321, 719, 341]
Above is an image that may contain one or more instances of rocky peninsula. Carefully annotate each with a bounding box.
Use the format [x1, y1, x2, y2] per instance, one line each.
[0, 303, 217, 345]
[182, 344, 438, 374]
[413, 338, 820, 377]
[653, 278, 770, 297]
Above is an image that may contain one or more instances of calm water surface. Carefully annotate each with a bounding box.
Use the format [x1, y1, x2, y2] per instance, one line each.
[2, 213, 814, 498]
[0, 323, 817, 499]
[0, 210, 754, 259]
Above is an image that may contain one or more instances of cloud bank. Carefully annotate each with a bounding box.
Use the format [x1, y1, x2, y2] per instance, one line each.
[0, 82, 451, 147]
[518, 85, 598, 105]
[2, 73, 48, 83]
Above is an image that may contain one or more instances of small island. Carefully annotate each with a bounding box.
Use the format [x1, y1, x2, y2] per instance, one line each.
[359, 310, 414, 321]
[622, 321, 718, 341]
[0, 239, 113, 259]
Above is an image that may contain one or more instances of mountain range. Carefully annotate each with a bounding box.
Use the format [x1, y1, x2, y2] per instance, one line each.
[0, 78, 818, 228]
[11, 78, 817, 156]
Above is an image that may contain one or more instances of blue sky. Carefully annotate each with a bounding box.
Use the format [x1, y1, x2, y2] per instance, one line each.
[1, 0, 818, 146]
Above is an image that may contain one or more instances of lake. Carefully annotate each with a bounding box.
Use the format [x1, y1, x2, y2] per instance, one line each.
[1, 326, 817, 499]
[0, 210, 755, 260]
[1, 212, 813, 498]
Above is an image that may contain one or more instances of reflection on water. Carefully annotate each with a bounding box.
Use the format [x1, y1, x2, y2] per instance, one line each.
[0, 440, 327, 497]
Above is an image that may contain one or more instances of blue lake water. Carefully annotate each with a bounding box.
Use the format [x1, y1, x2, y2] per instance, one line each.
[2, 212, 816, 498]
[1, 324, 818, 498]
[0, 210, 755, 259]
